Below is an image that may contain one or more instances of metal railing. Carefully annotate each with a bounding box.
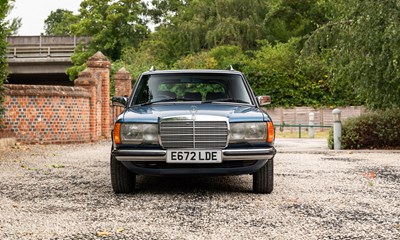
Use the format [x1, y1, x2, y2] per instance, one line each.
[7, 46, 76, 58]
[6, 35, 91, 59]
[274, 123, 332, 138]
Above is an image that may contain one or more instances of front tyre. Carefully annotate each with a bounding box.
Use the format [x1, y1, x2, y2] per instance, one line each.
[110, 154, 136, 193]
[253, 158, 274, 194]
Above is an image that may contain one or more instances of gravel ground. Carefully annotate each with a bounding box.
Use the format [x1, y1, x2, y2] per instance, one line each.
[0, 139, 399, 239]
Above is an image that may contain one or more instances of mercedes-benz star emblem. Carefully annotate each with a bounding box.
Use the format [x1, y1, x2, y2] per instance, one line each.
[190, 106, 198, 120]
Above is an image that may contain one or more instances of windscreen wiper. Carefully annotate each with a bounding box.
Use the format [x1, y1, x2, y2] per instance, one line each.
[140, 98, 192, 106]
[202, 98, 250, 104]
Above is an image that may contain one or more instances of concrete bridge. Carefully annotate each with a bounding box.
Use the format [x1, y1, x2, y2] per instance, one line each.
[6, 36, 90, 85]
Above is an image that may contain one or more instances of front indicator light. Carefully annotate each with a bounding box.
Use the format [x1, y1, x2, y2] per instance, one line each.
[267, 122, 275, 143]
[114, 123, 121, 144]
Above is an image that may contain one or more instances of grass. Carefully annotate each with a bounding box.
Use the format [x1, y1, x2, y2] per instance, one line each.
[275, 130, 330, 139]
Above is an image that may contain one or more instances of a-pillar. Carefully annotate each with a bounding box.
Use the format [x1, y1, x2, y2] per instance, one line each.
[114, 67, 132, 97]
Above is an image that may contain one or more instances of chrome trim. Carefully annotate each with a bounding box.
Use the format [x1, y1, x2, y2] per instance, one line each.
[115, 150, 166, 161]
[222, 148, 274, 155]
[114, 148, 274, 162]
[160, 115, 227, 122]
[222, 148, 275, 160]
[159, 115, 229, 149]
[120, 123, 159, 144]
[116, 156, 166, 161]
[116, 149, 166, 156]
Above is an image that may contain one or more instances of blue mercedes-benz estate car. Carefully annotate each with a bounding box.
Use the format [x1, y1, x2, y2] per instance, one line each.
[111, 69, 276, 193]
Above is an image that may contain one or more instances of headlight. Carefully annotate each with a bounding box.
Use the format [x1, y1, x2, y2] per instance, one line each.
[230, 122, 267, 142]
[120, 123, 158, 143]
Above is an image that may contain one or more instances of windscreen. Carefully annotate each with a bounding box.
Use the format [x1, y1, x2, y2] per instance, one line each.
[131, 73, 253, 105]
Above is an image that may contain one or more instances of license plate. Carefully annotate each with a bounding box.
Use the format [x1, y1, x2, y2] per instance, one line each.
[166, 150, 222, 163]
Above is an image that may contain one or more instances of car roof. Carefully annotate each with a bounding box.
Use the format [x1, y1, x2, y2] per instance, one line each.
[141, 69, 243, 75]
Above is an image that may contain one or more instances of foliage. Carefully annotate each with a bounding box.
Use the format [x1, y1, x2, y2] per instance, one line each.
[1, 0, 15, 126]
[119, 41, 168, 81]
[44, 0, 399, 109]
[328, 109, 400, 149]
[303, 0, 400, 109]
[327, 127, 334, 149]
[148, 0, 269, 60]
[244, 39, 301, 106]
[173, 52, 218, 70]
[243, 38, 336, 107]
[44, 9, 79, 35]
[123, 0, 345, 107]
[171, 45, 248, 70]
[208, 45, 249, 70]
[1, 1, 8, 125]
[264, 0, 329, 43]
[67, 0, 149, 79]
[4, 1, 21, 35]
[147, 0, 184, 25]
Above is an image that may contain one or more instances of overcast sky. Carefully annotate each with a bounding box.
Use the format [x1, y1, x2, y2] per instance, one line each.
[8, 0, 82, 35]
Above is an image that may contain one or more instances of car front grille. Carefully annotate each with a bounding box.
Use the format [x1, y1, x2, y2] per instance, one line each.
[160, 120, 228, 149]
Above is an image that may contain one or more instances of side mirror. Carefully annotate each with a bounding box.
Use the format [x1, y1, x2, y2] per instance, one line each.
[257, 96, 271, 106]
[112, 96, 128, 107]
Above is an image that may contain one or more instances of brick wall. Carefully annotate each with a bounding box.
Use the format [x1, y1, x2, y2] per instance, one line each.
[1, 51, 111, 144]
[3, 84, 91, 144]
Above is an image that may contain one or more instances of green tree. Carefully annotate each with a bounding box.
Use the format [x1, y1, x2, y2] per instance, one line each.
[148, 0, 269, 61]
[2, 1, 21, 36]
[143, 0, 331, 68]
[304, 0, 400, 109]
[44, 9, 79, 35]
[119, 40, 169, 80]
[244, 39, 304, 106]
[242, 38, 339, 107]
[264, 0, 329, 43]
[1, 0, 14, 125]
[147, 0, 185, 25]
[67, 0, 149, 79]
[173, 45, 248, 70]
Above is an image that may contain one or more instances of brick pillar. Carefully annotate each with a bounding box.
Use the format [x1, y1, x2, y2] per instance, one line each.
[87, 52, 111, 140]
[114, 67, 132, 97]
[74, 69, 98, 142]
[75, 51, 111, 141]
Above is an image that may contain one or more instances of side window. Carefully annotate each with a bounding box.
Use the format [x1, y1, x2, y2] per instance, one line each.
[134, 79, 150, 104]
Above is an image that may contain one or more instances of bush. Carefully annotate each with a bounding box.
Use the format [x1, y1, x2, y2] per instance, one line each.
[328, 109, 400, 149]
[327, 128, 334, 149]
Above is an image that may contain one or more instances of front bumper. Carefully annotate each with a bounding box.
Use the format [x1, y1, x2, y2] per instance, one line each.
[113, 148, 276, 162]
[112, 147, 276, 176]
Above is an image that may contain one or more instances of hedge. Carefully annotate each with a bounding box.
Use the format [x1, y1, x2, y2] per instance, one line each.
[328, 109, 400, 149]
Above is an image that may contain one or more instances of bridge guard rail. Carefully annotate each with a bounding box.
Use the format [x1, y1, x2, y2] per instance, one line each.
[7, 46, 76, 58]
